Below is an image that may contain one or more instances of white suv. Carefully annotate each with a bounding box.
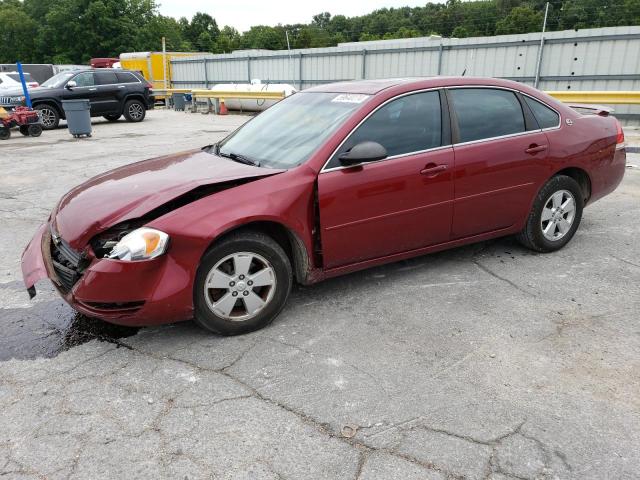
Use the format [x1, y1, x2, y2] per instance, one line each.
[0, 72, 39, 91]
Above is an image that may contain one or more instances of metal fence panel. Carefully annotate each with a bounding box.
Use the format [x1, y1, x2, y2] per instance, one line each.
[170, 26, 640, 122]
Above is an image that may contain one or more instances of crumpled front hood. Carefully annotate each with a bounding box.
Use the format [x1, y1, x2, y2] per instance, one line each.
[53, 149, 283, 249]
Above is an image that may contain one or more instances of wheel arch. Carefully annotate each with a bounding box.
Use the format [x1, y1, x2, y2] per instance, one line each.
[124, 93, 148, 108]
[33, 100, 64, 119]
[205, 220, 313, 285]
[551, 166, 592, 204]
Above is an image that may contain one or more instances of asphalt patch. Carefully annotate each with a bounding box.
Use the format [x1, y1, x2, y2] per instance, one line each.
[0, 298, 139, 361]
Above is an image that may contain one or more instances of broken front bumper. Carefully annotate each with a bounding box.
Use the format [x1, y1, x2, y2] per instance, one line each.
[21, 223, 193, 326]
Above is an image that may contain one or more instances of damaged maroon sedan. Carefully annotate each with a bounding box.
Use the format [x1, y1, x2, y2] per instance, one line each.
[22, 77, 626, 335]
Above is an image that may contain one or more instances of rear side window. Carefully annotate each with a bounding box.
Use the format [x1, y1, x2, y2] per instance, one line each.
[95, 71, 118, 85]
[524, 96, 560, 129]
[115, 72, 139, 84]
[450, 88, 525, 143]
[330, 91, 442, 167]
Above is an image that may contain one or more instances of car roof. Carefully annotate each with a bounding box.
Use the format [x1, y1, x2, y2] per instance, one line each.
[64, 69, 136, 74]
[305, 76, 534, 95]
[305, 78, 423, 94]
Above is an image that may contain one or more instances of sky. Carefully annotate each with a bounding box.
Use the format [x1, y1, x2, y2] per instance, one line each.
[157, 0, 435, 32]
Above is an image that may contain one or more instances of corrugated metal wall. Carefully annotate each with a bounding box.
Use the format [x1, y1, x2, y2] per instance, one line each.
[171, 26, 640, 122]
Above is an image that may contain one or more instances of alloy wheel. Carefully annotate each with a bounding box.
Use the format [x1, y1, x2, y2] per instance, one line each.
[541, 189, 576, 241]
[128, 103, 144, 120]
[37, 108, 57, 128]
[203, 252, 276, 321]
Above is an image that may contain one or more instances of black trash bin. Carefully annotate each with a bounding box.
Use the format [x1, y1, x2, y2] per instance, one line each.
[172, 93, 186, 111]
[61, 99, 92, 138]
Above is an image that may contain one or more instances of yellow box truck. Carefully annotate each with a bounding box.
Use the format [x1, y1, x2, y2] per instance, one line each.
[119, 51, 200, 100]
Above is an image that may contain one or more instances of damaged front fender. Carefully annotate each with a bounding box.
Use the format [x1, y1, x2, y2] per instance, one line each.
[21, 223, 49, 298]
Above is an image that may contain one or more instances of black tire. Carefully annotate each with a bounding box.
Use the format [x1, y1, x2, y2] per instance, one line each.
[34, 104, 60, 130]
[0, 127, 10, 140]
[103, 114, 121, 122]
[28, 124, 42, 137]
[517, 175, 584, 253]
[123, 99, 146, 122]
[19, 125, 29, 136]
[194, 231, 293, 335]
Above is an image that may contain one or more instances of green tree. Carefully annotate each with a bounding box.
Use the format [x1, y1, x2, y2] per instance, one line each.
[215, 26, 242, 53]
[1, 0, 639, 64]
[452, 26, 470, 38]
[0, 1, 38, 62]
[495, 5, 544, 34]
[184, 12, 219, 51]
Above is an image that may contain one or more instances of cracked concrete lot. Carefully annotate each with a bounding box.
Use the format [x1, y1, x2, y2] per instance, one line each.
[1, 111, 640, 479]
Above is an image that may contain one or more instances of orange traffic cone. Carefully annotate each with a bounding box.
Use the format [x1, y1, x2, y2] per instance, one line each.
[219, 99, 228, 115]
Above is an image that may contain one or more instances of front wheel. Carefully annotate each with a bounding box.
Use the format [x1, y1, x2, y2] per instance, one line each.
[123, 100, 146, 122]
[0, 127, 10, 140]
[517, 175, 584, 252]
[34, 104, 60, 130]
[194, 231, 292, 335]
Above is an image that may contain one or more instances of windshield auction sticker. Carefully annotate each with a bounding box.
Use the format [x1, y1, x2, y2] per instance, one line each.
[332, 94, 369, 104]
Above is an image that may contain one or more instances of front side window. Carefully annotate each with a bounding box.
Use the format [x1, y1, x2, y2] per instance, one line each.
[73, 72, 95, 87]
[450, 88, 525, 143]
[327, 90, 443, 168]
[524, 96, 560, 129]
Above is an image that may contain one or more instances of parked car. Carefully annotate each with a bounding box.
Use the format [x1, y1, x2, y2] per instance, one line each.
[0, 69, 153, 129]
[21, 77, 626, 335]
[0, 71, 39, 91]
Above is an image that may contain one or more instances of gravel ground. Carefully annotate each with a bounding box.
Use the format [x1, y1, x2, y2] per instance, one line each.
[1, 110, 639, 479]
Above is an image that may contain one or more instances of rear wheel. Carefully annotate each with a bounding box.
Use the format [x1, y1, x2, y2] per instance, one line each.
[194, 231, 292, 335]
[123, 100, 145, 122]
[19, 125, 29, 136]
[103, 114, 121, 122]
[34, 104, 60, 130]
[517, 175, 584, 252]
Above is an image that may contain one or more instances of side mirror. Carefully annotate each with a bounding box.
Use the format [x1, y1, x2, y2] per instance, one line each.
[338, 141, 387, 166]
[66, 80, 77, 89]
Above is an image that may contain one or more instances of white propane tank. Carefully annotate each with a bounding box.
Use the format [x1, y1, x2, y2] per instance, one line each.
[211, 79, 296, 111]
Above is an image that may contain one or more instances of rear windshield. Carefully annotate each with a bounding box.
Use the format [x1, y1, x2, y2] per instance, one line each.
[6, 73, 33, 82]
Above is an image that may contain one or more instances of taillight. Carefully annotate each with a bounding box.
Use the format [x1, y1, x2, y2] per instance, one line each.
[146, 82, 153, 90]
[615, 119, 625, 149]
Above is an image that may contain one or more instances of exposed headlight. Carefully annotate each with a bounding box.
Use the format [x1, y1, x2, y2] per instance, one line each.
[10, 96, 25, 105]
[107, 227, 169, 261]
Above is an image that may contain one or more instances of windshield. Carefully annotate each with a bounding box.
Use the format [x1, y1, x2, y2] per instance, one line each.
[41, 72, 75, 88]
[218, 92, 369, 169]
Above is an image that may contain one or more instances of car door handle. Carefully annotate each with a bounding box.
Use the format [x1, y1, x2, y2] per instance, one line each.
[118, 85, 125, 88]
[525, 144, 547, 154]
[88, 88, 97, 91]
[420, 164, 447, 176]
